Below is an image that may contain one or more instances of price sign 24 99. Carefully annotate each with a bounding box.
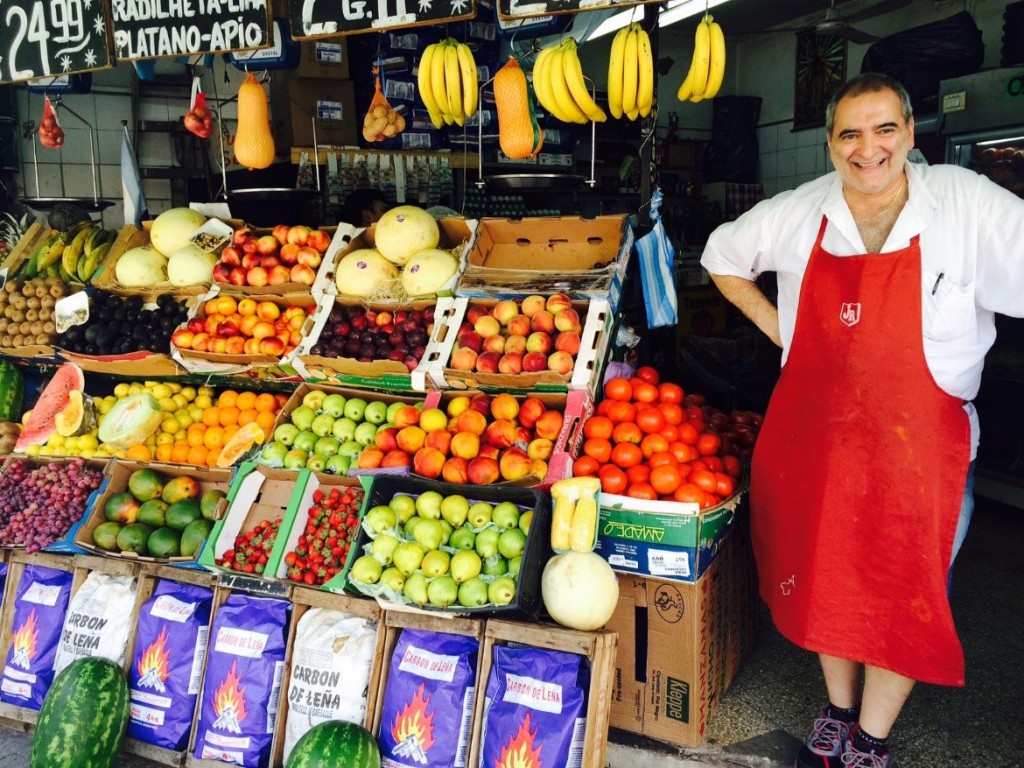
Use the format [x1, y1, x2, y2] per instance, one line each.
[2, 0, 111, 85]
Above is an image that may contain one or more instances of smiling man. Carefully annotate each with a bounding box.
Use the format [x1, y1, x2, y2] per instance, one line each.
[701, 73, 1024, 768]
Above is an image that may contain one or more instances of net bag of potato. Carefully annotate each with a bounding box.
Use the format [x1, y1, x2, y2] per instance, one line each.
[362, 74, 406, 143]
[38, 97, 65, 149]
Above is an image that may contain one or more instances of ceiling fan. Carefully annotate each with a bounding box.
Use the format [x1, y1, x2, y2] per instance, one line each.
[774, 0, 915, 44]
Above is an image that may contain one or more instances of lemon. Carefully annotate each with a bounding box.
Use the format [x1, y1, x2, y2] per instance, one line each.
[156, 432, 175, 446]
[128, 383, 144, 395]
[161, 418, 181, 435]
[150, 383, 172, 400]
[113, 383, 130, 398]
[181, 386, 197, 401]
[158, 397, 177, 412]
[47, 434, 65, 448]
[189, 405, 205, 422]
[23, 445, 40, 456]
[94, 399, 112, 415]
[38, 446, 53, 456]
[172, 393, 189, 409]
[77, 434, 99, 451]
[79, 448, 96, 459]
[64, 436, 79, 452]
[166, 382, 183, 394]
[194, 395, 213, 410]
[198, 386, 214, 398]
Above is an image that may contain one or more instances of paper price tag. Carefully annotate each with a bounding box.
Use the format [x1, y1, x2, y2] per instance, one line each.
[55, 291, 89, 333]
[0, 268, 8, 290]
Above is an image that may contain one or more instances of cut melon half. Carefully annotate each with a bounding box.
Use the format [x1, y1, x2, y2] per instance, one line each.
[98, 393, 163, 450]
[216, 421, 266, 468]
[16, 363, 86, 450]
[55, 390, 97, 437]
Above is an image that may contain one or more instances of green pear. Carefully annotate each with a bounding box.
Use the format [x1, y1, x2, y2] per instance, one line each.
[350, 555, 383, 585]
[450, 550, 482, 584]
[467, 502, 493, 528]
[458, 577, 489, 607]
[427, 575, 459, 608]
[403, 572, 429, 605]
[488, 576, 517, 606]
[440, 494, 470, 527]
[491, 501, 521, 530]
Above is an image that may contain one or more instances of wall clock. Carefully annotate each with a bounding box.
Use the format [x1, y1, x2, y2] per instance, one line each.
[793, 31, 847, 131]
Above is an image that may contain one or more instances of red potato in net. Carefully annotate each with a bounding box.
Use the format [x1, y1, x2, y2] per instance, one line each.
[38, 97, 65, 149]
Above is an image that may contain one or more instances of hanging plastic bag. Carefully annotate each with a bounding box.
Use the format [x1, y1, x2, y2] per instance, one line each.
[635, 187, 679, 328]
[362, 73, 406, 143]
[38, 97, 65, 149]
[183, 77, 214, 139]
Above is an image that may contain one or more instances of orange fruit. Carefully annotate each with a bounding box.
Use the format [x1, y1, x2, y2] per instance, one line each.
[203, 426, 225, 451]
[255, 393, 277, 413]
[187, 445, 209, 466]
[235, 391, 257, 411]
[206, 447, 222, 468]
[218, 390, 239, 408]
[186, 424, 207, 447]
[170, 442, 191, 464]
[218, 406, 240, 427]
[256, 410, 276, 434]
[202, 407, 221, 427]
[237, 408, 259, 426]
[126, 444, 153, 462]
[274, 393, 288, 409]
[155, 444, 173, 463]
[223, 424, 239, 443]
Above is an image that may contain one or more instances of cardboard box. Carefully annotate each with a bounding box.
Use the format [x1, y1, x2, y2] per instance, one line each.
[606, 523, 759, 748]
[456, 215, 634, 313]
[289, 78, 358, 148]
[468, 619, 618, 768]
[297, 39, 351, 80]
[677, 284, 729, 338]
[595, 489, 744, 583]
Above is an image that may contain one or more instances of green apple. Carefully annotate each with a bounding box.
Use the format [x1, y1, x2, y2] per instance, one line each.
[301, 389, 327, 411]
[306, 453, 328, 472]
[331, 417, 357, 442]
[440, 495, 469, 528]
[421, 549, 450, 578]
[415, 491, 444, 520]
[350, 554, 383, 585]
[475, 528, 500, 559]
[311, 413, 336, 438]
[293, 430, 317, 454]
[284, 449, 308, 470]
[386, 401, 405, 423]
[458, 577, 489, 607]
[448, 527, 476, 551]
[326, 454, 351, 475]
[403, 572, 429, 606]
[482, 554, 508, 577]
[488, 576, 517, 606]
[394, 542, 426, 577]
[450, 550, 482, 583]
[273, 423, 299, 446]
[365, 505, 397, 534]
[290, 405, 316, 431]
[492, 502, 521, 530]
[344, 398, 368, 422]
[338, 440, 363, 459]
[390, 494, 417, 524]
[353, 422, 378, 446]
[321, 393, 347, 418]
[498, 528, 527, 559]
[364, 400, 388, 425]
[260, 441, 288, 466]
[371, 534, 401, 566]
[379, 567, 405, 592]
[427, 575, 458, 608]
[314, 436, 340, 457]
[412, 519, 444, 551]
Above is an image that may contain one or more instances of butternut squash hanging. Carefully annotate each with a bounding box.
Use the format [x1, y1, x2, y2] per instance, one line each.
[234, 72, 275, 170]
[494, 56, 543, 161]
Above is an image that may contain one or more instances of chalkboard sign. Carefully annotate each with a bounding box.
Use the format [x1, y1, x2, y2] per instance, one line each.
[111, 0, 272, 60]
[291, 0, 476, 38]
[0, 0, 115, 85]
[497, 0, 659, 21]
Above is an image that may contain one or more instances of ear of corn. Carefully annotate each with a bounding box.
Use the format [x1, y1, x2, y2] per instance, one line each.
[550, 477, 602, 552]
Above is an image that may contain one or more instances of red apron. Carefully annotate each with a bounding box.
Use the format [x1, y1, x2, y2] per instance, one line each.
[750, 216, 970, 686]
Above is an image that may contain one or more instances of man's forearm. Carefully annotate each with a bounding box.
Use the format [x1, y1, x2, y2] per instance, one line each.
[708, 273, 782, 348]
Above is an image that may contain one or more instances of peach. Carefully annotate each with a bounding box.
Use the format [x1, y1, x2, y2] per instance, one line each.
[396, 425, 427, 453]
[521, 295, 546, 317]
[287, 225, 311, 246]
[482, 334, 506, 355]
[413, 446, 446, 479]
[357, 448, 384, 469]
[466, 304, 490, 325]
[239, 315, 260, 336]
[297, 247, 322, 268]
[527, 437, 554, 461]
[418, 407, 449, 433]
[243, 338, 262, 355]
[290, 264, 317, 285]
[191, 332, 210, 351]
[515, 427, 532, 446]
[499, 447, 532, 481]
[260, 254, 281, 270]
[441, 456, 469, 484]
[257, 302, 281, 321]
[382, 449, 412, 468]
[526, 332, 552, 354]
[272, 223, 291, 245]
[475, 351, 500, 373]
[217, 321, 239, 338]
[203, 298, 221, 316]
[256, 235, 280, 255]
[506, 314, 531, 337]
[455, 409, 488, 437]
[490, 393, 520, 421]
[375, 427, 399, 453]
[446, 396, 471, 418]
[424, 429, 452, 455]
[531, 459, 549, 480]
[492, 299, 519, 326]
[547, 350, 575, 375]
[251, 320, 276, 340]
[288, 329, 303, 346]
[451, 347, 478, 371]
[221, 245, 242, 266]
[457, 330, 483, 353]
[241, 251, 261, 269]
[554, 330, 581, 356]
[545, 292, 572, 315]
[229, 266, 248, 286]
[522, 351, 548, 372]
[213, 263, 232, 283]
[237, 298, 258, 316]
[469, 394, 492, 416]
[268, 265, 291, 286]
[279, 242, 300, 265]
[450, 431, 480, 460]
[171, 329, 194, 348]
[259, 337, 286, 356]
[504, 334, 527, 356]
[211, 337, 229, 354]
[474, 315, 501, 338]
[530, 310, 556, 334]
[393, 406, 423, 429]
[497, 354, 523, 375]
[478, 444, 500, 461]
[554, 308, 582, 333]
[484, 419, 517, 449]
[306, 229, 332, 254]
[284, 305, 305, 321]
[214, 295, 238, 316]
[287, 312, 306, 332]
[466, 456, 500, 485]
[533, 410, 564, 441]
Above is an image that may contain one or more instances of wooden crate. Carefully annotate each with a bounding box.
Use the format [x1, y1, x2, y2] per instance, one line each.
[274, 588, 384, 765]
[184, 574, 294, 768]
[467, 619, 618, 768]
[120, 565, 217, 768]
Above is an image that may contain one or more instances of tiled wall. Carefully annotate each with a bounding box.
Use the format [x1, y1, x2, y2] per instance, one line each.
[756, 122, 831, 198]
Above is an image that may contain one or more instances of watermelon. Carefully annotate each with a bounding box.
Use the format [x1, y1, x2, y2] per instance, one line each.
[30, 656, 129, 768]
[285, 720, 381, 768]
[0, 359, 24, 422]
[16, 363, 84, 449]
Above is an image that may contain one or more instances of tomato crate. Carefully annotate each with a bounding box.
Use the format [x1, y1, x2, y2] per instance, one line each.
[277, 587, 386, 764]
[422, 295, 613, 396]
[73, 460, 233, 567]
[121, 565, 217, 767]
[345, 475, 552, 619]
[467, 618, 618, 768]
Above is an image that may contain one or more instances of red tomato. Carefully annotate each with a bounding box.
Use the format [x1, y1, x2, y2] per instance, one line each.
[669, 441, 695, 464]
[583, 415, 614, 440]
[640, 433, 670, 458]
[650, 465, 682, 495]
[659, 423, 679, 442]
[658, 402, 684, 425]
[722, 454, 743, 479]
[626, 483, 657, 500]
[583, 437, 612, 463]
[648, 450, 678, 469]
[701, 492, 722, 509]
[684, 393, 707, 407]
[608, 401, 637, 424]
[691, 469, 718, 494]
[612, 422, 642, 444]
[573, 455, 601, 477]
[605, 377, 634, 402]
[714, 472, 736, 497]
[702, 455, 724, 473]
[626, 464, 651, 486]
[598, 464, 628, 494]
[658, 382, 684, 404]
[611, 442, 643, 468]
[596, 400, 614, 417]
[696, 432, 722, 457]
[635, 366, 660, 385]
[673, 483, 705, 504]
[636, 408, 666, 435]
[676, 422, 699, 445]
[633, 382, 659, 403]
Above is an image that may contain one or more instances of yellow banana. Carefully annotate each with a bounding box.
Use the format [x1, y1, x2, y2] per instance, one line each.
[431, 41, 452, 125]
[689, 17, 712, 103]
[703, 19, 726, 99]
[549, 46, 588, 124]
[677, 67, 695, 102]
[621, 24, 639, 118]
[607, 25, 630, 119]
[418, 44, 444, 129]
[444, 41, 464, 126]
[37, 235, 66, 271]
[534, 45, 571, 123]
[636, 26, 654, 117]
[61, 224, 93, 279]
[456, 43, 478, 118]
[561, 40, 606, 123]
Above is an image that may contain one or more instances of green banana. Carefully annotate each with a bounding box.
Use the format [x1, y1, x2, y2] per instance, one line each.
[78, 241, 110, 283]
[83, 226, 103, 257]
[58, 264, 75, 283]
[37, 235, 66, 271]
[23, 234, 59, 278]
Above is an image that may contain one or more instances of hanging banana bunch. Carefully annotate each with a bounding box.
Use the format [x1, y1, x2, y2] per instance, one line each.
[606, 23, 654, 121]
[678, 15, 726, 103]
[532, 38, 606, 125]
[418, 38, 479, 128]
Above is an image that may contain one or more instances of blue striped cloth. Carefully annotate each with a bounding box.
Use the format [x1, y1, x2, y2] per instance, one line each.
[635, 187, 677, 328]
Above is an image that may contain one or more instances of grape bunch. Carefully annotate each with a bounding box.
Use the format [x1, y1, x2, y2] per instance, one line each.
[0, 458, 104, 552]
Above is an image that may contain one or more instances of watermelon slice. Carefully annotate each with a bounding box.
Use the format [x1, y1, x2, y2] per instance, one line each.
[16, 363, 86, 450]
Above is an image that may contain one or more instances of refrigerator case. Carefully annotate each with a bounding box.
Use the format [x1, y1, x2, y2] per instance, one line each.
[939, 69, 1024, 506]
